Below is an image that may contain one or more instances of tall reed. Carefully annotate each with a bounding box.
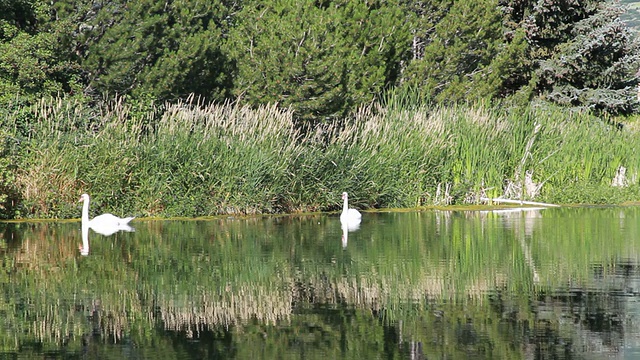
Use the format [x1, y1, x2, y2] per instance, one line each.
[6, 95, 640, 219]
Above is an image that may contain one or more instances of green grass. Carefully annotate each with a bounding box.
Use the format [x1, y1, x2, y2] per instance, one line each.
[3, 95, 640, 219]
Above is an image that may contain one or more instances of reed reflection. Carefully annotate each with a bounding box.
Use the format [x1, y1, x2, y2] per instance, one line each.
[2, 208, 640, 359]
[490, 207, 544, 284]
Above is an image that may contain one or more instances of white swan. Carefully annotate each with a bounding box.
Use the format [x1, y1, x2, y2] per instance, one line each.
[340, 192, 361, 226]
[79, 193, 135, 236]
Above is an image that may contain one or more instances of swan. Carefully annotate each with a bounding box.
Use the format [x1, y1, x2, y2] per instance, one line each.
[79, 193, 135, 236]
[340, 192, 361, 225]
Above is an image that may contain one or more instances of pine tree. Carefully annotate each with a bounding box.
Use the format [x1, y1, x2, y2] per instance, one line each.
[0, 1, 82, 105]
[57, 0, 236, 103]
[501, 0, 640, 115]
[224, 0, 412, 123]
[400, 0, 510, 103]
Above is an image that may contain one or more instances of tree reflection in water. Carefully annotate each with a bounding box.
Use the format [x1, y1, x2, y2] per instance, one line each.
[0, 207, 640, 358]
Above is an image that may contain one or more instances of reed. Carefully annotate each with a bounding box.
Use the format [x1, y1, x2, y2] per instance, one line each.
[5, 95, 640, 219]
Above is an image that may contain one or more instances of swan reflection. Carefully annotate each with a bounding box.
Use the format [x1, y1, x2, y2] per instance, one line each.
[341, 219, 361, 248]
[79, 223, 135, 256]
[80, 225, 90, 256]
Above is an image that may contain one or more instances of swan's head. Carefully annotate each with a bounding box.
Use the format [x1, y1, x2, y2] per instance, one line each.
[341, 192, 348, 200]
[79, 193, 89, 202]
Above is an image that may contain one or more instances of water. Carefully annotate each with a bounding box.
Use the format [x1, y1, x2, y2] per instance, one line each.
[1, 206, 640, 359]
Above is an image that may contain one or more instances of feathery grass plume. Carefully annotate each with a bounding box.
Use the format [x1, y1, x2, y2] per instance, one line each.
[132, 100, 304, 216]
[7, 94, 640, 219]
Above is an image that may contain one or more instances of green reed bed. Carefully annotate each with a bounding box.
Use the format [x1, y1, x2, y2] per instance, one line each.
[130, 102, 306, 216]
[315, 103, 543, 207]
[530, 111, 640, 203]
[12, 98, 308, 217]
[4, 97, 640, 219]
[309, 104, 507, 208]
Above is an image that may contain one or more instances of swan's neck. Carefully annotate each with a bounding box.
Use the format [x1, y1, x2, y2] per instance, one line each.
[81, 198, 90, 225]
[342, 196, 349, 213]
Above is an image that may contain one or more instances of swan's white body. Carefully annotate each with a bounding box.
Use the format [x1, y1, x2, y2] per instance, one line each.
[340, 192, 361, 226]
[80, 193, 135, 236]
[340, 192, 361, 248]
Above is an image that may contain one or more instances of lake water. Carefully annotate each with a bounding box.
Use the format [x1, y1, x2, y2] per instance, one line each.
[1, 206, 640, 359]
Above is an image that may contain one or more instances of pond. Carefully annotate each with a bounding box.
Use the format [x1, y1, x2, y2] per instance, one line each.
[1, 206, 640, 359]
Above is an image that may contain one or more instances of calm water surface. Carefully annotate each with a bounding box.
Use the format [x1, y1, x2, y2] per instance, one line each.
[2, 206, 640, 359]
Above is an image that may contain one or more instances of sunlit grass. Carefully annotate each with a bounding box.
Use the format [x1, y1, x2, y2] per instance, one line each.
[5, 95, 640, 219]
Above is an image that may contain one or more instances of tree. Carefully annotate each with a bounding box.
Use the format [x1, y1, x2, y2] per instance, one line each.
[224, 0, 412, 124]
[501, 0, 640, 115]
[0, 0, 83, 105]
[54, 0, 237, 103]
[399, 0, 515, 103]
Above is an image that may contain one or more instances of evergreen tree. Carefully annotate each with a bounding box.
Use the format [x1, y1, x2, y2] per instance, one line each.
[0, 0, 82, 105]
[400, 0, 514, 103]
[620, 0, 640, 30]
[224, 0, 412, 123]
[55, 0, 236, 103]
[501, 0, 640, 115]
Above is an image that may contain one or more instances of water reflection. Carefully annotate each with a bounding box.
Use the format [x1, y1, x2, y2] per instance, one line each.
[79, 219, 135, 256]
[0, 207, 639, 358]
[340, 218, 360, 248]
[486, 207, 543, 283]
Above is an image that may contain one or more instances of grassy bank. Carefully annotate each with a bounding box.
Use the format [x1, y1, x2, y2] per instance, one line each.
[2, 96, 640, 219]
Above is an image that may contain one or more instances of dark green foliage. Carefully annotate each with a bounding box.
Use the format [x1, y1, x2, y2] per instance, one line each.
[0, 129, 20, 219]
[224, 0, 412, 123]
[501, 0, 640, 115]
[1, 0, 640, 218]
[0, 0, 39, 34]
[400, 0, 509, 103]
[55, 0, 236, 103]
[0, 0, 83, 105]
[2, 0, 639, 118]
[401, 0, 640, 113]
